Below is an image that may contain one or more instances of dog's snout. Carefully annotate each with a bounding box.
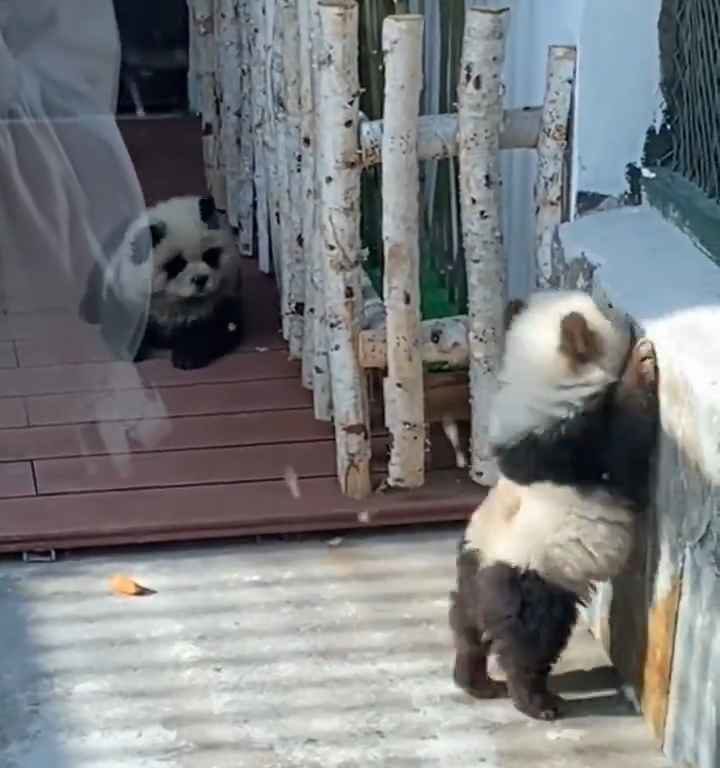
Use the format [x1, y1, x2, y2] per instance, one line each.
[192, 274, 209, 289]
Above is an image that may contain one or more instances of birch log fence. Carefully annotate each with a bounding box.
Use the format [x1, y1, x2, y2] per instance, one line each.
[185, 0, 576, 498]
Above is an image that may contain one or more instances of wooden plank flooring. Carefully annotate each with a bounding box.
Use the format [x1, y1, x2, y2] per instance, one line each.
[0, 116, 485, 553]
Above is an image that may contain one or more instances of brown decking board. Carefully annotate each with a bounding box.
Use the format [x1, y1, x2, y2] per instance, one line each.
[0, 115, 482, 552]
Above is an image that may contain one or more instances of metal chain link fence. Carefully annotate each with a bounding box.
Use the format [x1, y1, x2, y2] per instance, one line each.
[658, 0, 720, 202]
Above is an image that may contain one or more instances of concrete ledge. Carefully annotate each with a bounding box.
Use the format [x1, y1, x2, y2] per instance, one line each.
[555, 205, 720, 768]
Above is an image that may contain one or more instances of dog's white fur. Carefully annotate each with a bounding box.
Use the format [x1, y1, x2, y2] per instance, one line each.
[105, 195, 237, 329]
[489, 290, 631, 449]
[465, 290, 635, 600]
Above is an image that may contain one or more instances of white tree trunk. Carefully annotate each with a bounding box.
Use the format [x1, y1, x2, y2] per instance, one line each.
[458, 7, 509, 486]
[535, 46, 576, 288]
[361, 269, 385, 331]
[249, 0, 271, 273]
[317, 0, 371, 499]
[210, 0, 227, 212]
[279, 0, 306, 359]
[188, 0, 224, 205]
[359, 107, 542, 167]
[381, 14, 425, 489]
[217, 0, 243, 228]
[236, 0, 255, 256]
[359, 315, 469, 369]
[298, 0, 317, 388]
[266, 0, 285, 286]
[311, 0, 332, 420]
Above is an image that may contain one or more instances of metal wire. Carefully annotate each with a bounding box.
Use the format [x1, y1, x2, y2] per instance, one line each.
[661, 0, 720, 202]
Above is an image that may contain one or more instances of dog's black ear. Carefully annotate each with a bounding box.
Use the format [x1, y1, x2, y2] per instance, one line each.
[149, 221, 167, 250]
[199, 195, 216, 223]
[79, 262, 105, 324]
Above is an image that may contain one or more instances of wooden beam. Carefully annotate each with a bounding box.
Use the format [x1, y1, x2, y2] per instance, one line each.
[358, 107, 541, 167]
[359, 316, 469, 369]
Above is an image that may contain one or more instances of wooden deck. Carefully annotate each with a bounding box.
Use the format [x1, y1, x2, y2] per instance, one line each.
[0, 116, 484, 554]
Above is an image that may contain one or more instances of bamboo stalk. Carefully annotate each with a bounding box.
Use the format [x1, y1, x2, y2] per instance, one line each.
[236, 0, 255, 256]
[298, 0, 317, 388]
[534, 46, 576, 288]
[381, 13, 425, 489]
[359, 315, 469, 368]
[458, 7, 509, 486]
[280, 0, 306, 359]
[317, 0, 371, 498]
[358, 107, 542, 167]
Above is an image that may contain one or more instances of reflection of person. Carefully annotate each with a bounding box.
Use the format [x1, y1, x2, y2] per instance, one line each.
[0, 0, 148, 359]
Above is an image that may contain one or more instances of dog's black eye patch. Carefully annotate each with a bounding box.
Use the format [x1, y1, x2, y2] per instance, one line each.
[164, 253, 187, 280]
[149, 221, 167, 248]
[202, 247, 223, 269]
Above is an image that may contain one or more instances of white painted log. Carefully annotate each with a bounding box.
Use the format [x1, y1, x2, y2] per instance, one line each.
[381, 14, 425, 489]
[458, 7, 509, 486]
[359, 315, 469, 368]
[311, 0, 333, 420]
[280, 0, 306, 359]
[298, 0, 317, 388]
[266, 0, 285, 286]
[210, 0, 227, 212]
[359, 107, 542, 167]
[217, 0, 243, 228]
[249, 0, 271, 273]
[317, 0, 371, 498]
[535, 46, 576, 288]
[236, 0, 255, 257]
[188, 0, 223, 204]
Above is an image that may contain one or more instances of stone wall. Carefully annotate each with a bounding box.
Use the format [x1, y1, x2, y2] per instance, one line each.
[554, 205, 720, 768]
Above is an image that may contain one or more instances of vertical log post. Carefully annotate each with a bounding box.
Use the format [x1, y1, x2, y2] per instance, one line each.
[280, 0, 306, 359]
[311, 0, 333, 420]
[298, 0, 317, 388]
[217, 0, 243, 228]
[236, 0, 255, 257]
[317, 0, 371, 498]
[534, 46, 576, 288]
[458, 7, 509, 486]
[249, 0, 272, 273]
[266, 0, 285, 286]
[381, 15, 426, 488]
[188, 0, 223, 204]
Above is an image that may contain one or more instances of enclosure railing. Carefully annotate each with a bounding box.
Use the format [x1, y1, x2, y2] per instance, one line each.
[186, 0, 575, 499]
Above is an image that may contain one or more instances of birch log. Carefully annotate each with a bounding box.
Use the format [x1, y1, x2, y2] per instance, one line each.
[188, 0, 223, 203]
[311, 0, 332, 420]
[359, 316, 469, 368]
[280, 0, 306, 359]
[236, 0, 255, 257]
[249, 0, 271, 273]
[534, 46, 576, 288]
[217, 0, 243, 228]
[458, 7, 509, 486]
[359, 107, 542, 167]
[298, 0, 317, 388]
[266, 0, 285, 286]
[381, 14, 425, 489]
[317, 0, 371, 498]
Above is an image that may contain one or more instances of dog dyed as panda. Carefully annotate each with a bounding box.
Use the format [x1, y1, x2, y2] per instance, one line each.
[450, 290, 659, 721]
[80, 194, 243, 370]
